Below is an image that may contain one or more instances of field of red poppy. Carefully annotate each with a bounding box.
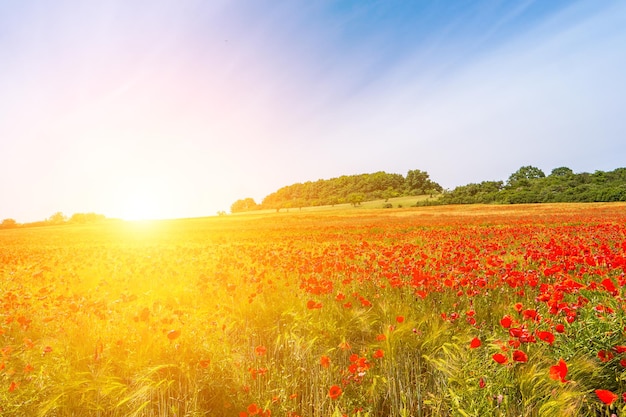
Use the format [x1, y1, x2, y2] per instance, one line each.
[1, 203, 626, 416]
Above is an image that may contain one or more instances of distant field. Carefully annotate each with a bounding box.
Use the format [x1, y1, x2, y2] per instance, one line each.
[2, 203, 626, 416]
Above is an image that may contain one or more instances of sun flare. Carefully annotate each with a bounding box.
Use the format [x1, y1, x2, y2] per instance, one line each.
[115, 183, 169, 221]
[119, 195, 164, 221]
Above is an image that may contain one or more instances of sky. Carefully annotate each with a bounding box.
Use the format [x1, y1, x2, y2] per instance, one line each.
[1, 0, 625, 222]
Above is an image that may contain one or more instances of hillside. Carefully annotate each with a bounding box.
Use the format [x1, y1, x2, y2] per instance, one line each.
[231, 170, 441, 213]
[231, 165, 626, 213]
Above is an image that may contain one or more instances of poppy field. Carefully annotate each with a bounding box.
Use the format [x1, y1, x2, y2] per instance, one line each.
[2, 203, 626, 416]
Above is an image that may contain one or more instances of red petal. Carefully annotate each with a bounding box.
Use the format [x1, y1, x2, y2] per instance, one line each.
[595, 389, 618, 405]
[492, 353, 508, 364]
[470, 337, 481, 349]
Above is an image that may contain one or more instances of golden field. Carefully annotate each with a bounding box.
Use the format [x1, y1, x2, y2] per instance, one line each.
[2, 203, 626, 416]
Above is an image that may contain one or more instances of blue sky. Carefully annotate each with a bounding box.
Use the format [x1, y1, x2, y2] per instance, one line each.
[1, 0, 625, 221]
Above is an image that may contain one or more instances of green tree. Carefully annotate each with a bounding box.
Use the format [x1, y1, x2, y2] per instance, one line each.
[406, 169, 429, 193]
[382, 187, 398, 202]
[506, 166, 545, 188]
[550, 167, 574, 177]
[406, 169, 442, 194]
[347, 192, 366, 207]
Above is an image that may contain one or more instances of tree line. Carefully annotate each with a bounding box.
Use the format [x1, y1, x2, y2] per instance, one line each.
[436, 166, 626, 205]
[232, 165, 626, 213]
[0, 212, 106, 229]
[231, 170, 442, 213]
[4, 165, 623, 224]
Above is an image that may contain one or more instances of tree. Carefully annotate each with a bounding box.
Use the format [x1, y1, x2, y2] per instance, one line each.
[382, 187, 398, 202]
[405, 169, 442, 194]
[347, 192, 366, 206]
[230, 198, 259, 213]
[406, 169, 429, 193]
[506, 166, 545, 188]
[48, 212, 67, 225]
[1, 218, 17, 229]
[550, 167, 573, 177]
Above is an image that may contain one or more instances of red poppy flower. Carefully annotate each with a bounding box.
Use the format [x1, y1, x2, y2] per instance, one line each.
[248, 368, 258, 380]
[600, 278, 617, 295]
[522, 309, 539, 321]
[598, 350, 614, 363]
[254, 345, 267, 356]
[492, 353, 508, 364]
[595, 389, 618, 405]
[328, 384, 342, 400]
[359, 298, 372, 308]
[500, 315, 512, 329]
[396, 316, 405, 323]
[479, 377, 486, 388]
[320, 355, 330, 368]
[348, 363, 358, 374]
[549, 358, 568, 383]
[508, 339, 521, 348]
[373, 349, 384, 359]
[470, 337, 481, 349]
[247, 403, 260, 415]
[555, 324, 565, 333]
[614, 345, 626, 353]
[536, 331, 555, 345]
[512, 350, 528, 363]
[199, 359, 211, 368]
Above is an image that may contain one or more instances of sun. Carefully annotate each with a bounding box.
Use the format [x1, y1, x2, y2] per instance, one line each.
[120, 195, 163, 221]
[115, 184, 170, 221]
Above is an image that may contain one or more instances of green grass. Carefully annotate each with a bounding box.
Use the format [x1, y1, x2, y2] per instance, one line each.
[230, 194, 440, 215]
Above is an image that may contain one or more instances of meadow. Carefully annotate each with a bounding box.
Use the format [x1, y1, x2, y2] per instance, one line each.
[1, 203, 626, 416]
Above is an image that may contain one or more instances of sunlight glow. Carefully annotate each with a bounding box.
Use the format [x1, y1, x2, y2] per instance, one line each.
[115, 182, 169, 221]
